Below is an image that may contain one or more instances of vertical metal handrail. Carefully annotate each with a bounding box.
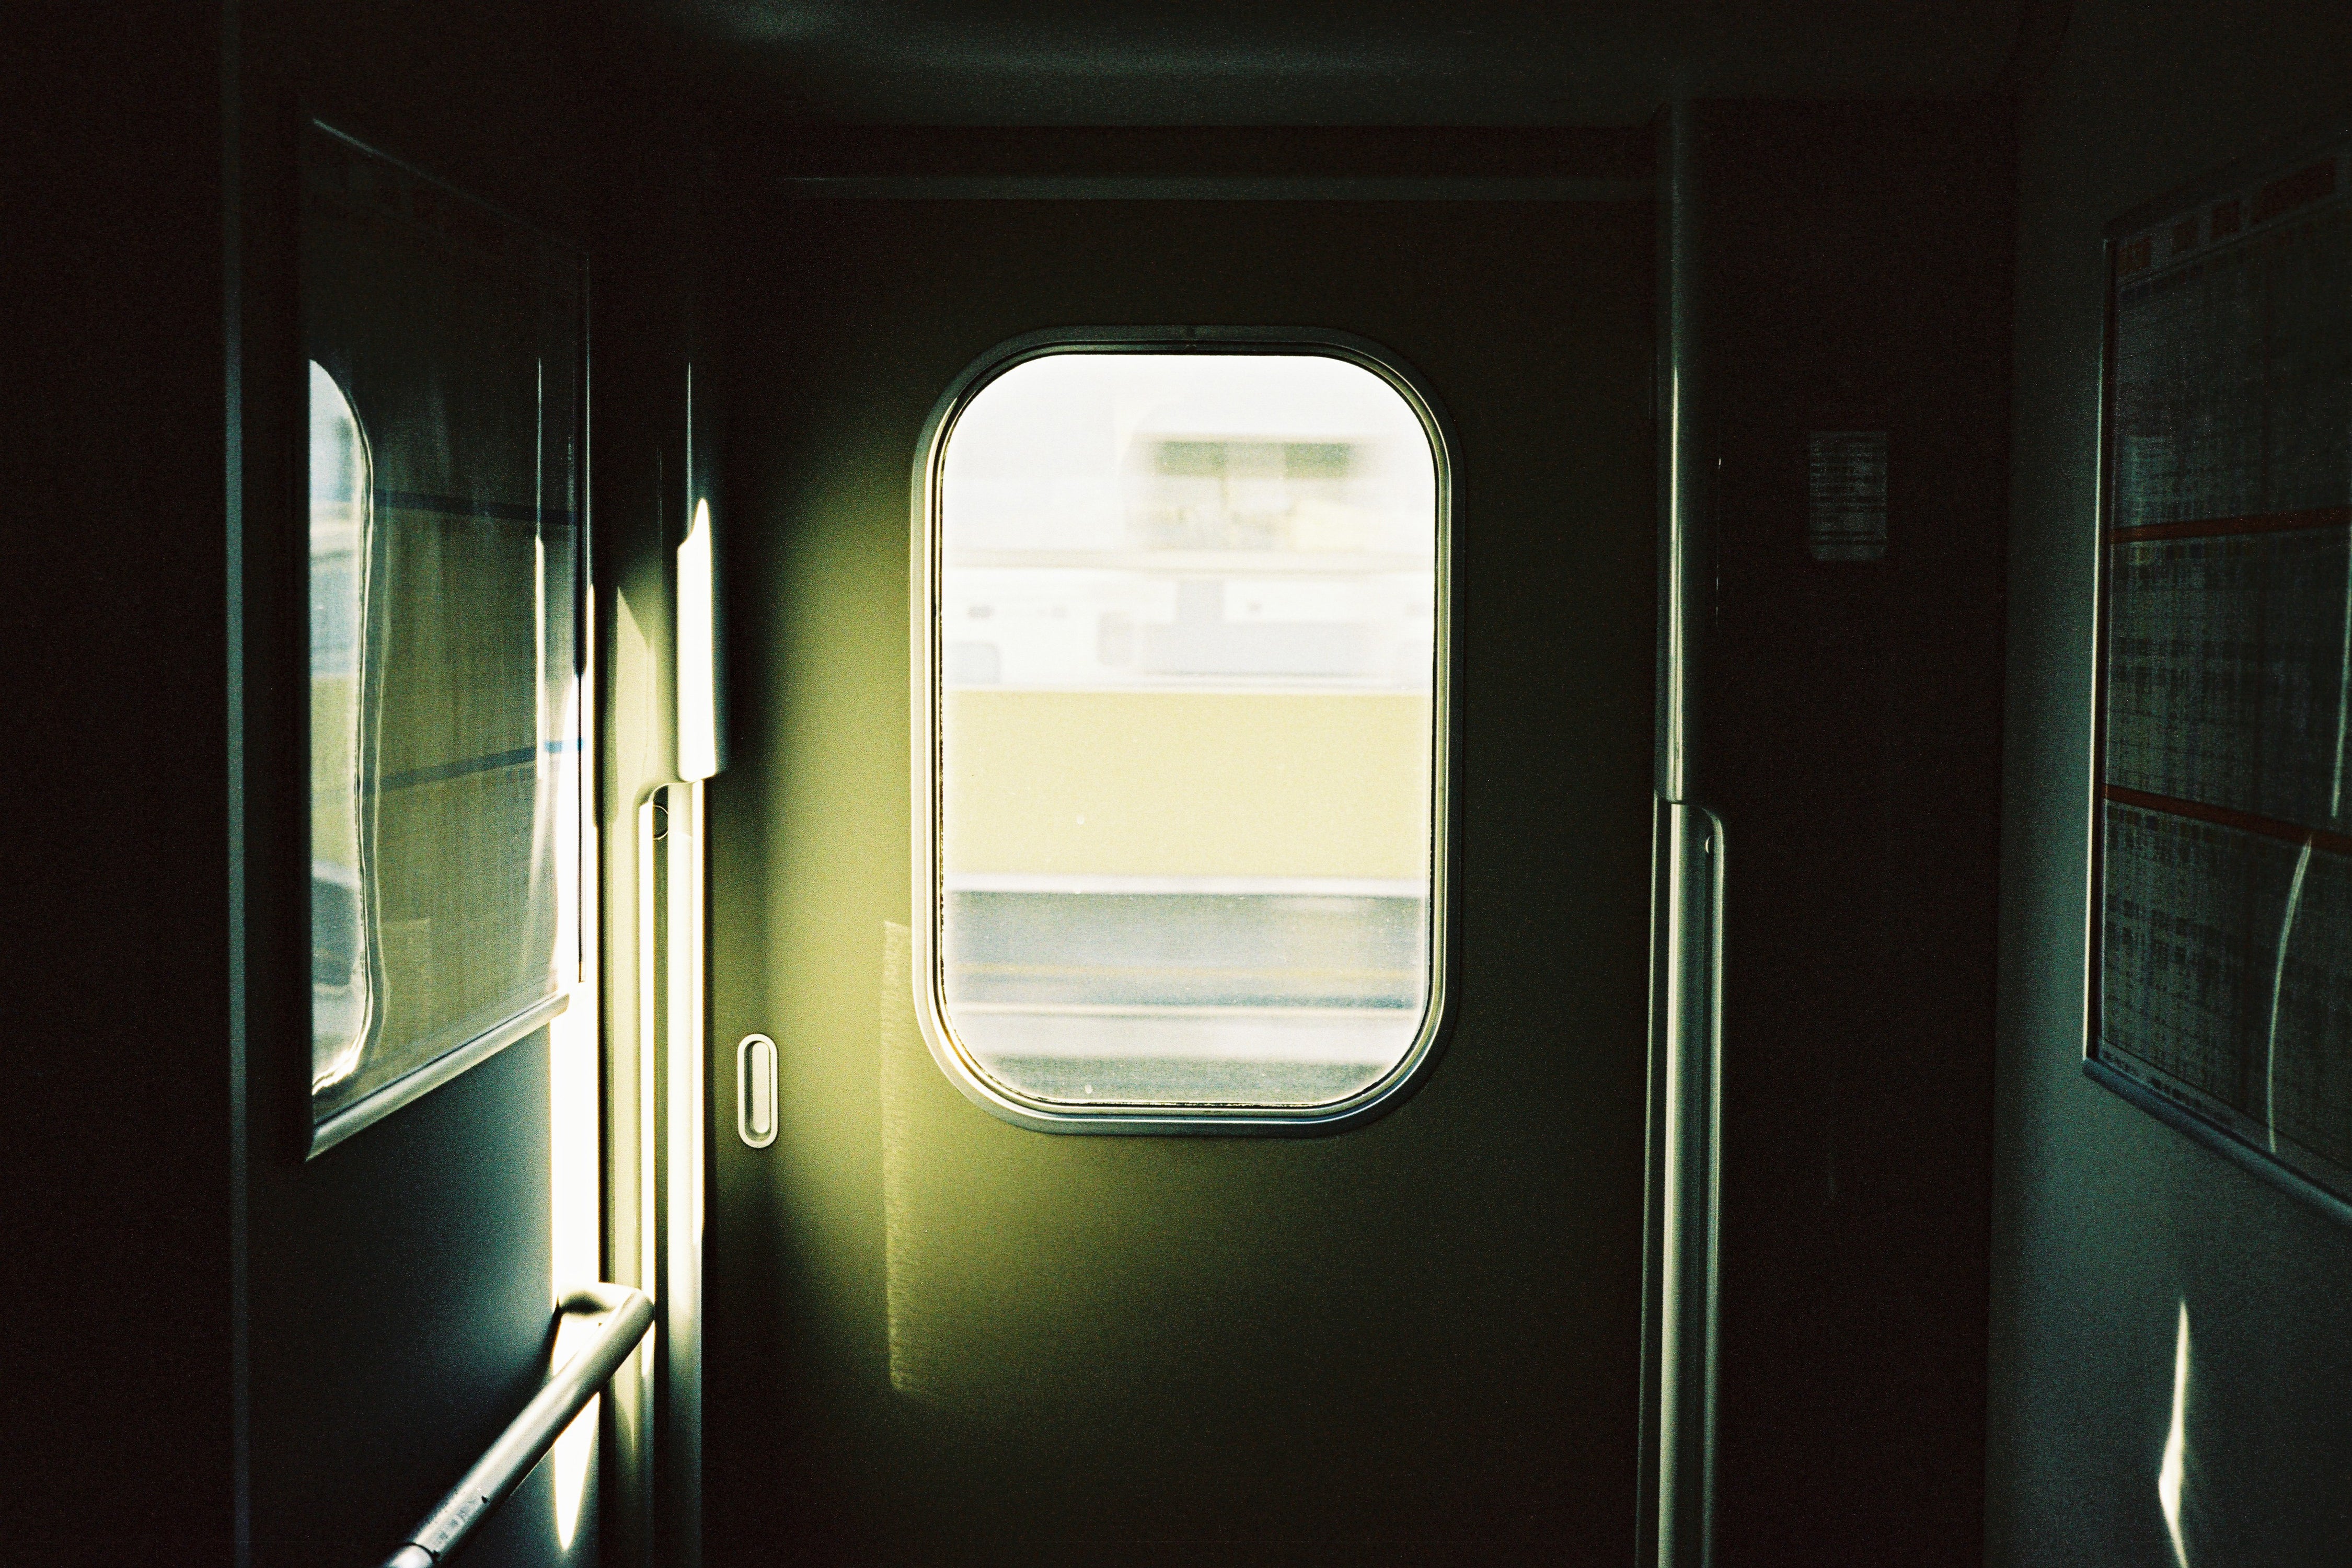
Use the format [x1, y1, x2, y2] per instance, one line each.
[379, 1284, 655, 1568]
[1639, 95, 1726, 1568]
[1640, 801, 1725, 1568]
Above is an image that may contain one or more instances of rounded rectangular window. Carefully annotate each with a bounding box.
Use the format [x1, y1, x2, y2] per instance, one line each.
[915, 333, 1451, 1130]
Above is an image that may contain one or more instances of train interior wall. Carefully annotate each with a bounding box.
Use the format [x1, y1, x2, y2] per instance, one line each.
[12, 5, 238, 1556]
[11, 0, 2352, 1562]
[15, 2, 707, 1561]
[1989, 1, 2352, 1562]
[1697, 101, 2014, 1563]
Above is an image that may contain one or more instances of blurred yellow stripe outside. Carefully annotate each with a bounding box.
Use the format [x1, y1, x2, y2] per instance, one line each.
[943, 689, 1433, 882]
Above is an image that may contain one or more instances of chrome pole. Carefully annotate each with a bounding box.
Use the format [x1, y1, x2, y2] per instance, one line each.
[1640, 95, 1724, 1568]
[380, 1284, 655, 1568]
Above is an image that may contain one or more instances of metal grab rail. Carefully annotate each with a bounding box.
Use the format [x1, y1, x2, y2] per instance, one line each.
[381, 1284, 655, 1568]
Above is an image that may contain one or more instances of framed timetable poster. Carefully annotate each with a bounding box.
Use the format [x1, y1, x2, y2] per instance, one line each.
[2090, 123, 2352, 1222]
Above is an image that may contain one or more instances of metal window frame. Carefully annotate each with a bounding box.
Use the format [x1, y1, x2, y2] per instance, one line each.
[909, 325, 1457, 1134]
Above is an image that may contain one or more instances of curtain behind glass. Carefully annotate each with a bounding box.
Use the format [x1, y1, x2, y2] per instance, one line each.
[304, 128, 583, 1131]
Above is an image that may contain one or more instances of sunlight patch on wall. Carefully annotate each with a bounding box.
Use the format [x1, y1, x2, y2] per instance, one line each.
[677, 497, 721, 781]
[2159, 1299, 2191, 1568]
[548, 1308, 602, 1552]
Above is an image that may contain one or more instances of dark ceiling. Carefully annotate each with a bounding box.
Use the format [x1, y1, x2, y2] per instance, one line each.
[624, 0, 2033, 125]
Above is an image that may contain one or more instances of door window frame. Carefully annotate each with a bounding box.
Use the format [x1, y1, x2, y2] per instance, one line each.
[909, 326, 1459, 1134]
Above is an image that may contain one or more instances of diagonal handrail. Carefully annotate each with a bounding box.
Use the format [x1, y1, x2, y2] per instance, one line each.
[379, 1284, 654, 1568]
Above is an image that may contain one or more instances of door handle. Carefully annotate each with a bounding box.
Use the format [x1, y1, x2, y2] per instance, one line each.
[737, 1033, 777, 1148]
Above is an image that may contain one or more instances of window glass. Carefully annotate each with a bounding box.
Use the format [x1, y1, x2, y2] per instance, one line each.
[930, 349, 1445, 1113]
[304, 126, 584, 1146]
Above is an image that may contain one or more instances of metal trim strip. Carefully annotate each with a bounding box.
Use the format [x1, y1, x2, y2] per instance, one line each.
[2084, 1057, 2352, 1231]
[308, 990, 570, 1157]
[777, 175, 1649, 202]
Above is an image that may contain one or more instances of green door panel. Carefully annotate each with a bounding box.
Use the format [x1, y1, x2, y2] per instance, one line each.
[708, 197, 1655, 1565]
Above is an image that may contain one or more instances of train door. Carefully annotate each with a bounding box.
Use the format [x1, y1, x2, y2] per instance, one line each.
[706, 192, 1656, 1563]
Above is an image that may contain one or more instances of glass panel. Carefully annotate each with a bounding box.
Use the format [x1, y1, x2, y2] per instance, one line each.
[304, 129, 583, 1134]
[2094, 141, 2352, 1198]
[935, 350, 1441, 1107]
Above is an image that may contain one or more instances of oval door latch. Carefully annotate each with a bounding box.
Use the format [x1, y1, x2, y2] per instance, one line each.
[737, 1034, 777, 1148]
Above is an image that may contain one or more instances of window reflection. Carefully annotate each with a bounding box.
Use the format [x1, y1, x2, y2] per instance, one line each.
[310, 361, 373, 1092]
